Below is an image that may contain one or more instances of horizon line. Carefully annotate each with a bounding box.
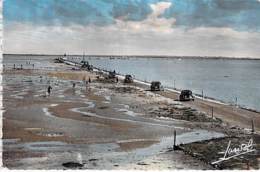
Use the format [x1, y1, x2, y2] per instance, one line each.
[3, 53, 260, 60]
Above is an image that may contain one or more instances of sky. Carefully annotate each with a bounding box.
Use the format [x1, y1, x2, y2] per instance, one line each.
[3, 0, 260, 58]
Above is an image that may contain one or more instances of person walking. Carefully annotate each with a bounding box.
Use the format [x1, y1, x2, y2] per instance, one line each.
[47, 85, 52, 96]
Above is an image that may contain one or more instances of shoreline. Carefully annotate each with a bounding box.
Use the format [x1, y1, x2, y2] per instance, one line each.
[3, 54, 260, 60]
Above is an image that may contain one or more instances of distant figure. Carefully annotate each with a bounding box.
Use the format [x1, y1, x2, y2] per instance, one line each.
[88, 77, 91, 83]
[73, 82, 76, 88]
[13, 64, 16, 69]
[20, 64, 23, 70]
[47, 86, 52, 96]
[32, 64, 35, 69]
[116, 77, 119, 83]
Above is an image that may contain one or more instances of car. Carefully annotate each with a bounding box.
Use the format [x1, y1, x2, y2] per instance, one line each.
[124, 75, 134, 83]
[179, 90, 195, 101]
[150, 81, 164, 91]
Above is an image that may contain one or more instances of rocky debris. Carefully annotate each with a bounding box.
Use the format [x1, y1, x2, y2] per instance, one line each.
[111, 86, 140, 94]
[137, 162, 149, 166]
[88, 158, 98, 162]
[62, 162, 84, 169]
[98, 106, 109, 109]
[96, 75, 117, 83]
[149, 105, 222, 123]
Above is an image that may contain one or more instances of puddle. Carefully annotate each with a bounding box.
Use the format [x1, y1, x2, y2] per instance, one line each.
[117, 139, 157, 144]
[24, 128, 42, 131]
[37, 131, 64, 137]
[75, 90, 81, 95]
[42, 107, 56, 118]
[23, 141, 68, 151]
[84, 101, 95, 109]
[70, 107, 184, 129]
[10, 92, 27, 99]
[69, 130, 224, 169]
[3, 138, 21, 144]
[115, 108, 139, 117]
[127, 130, 225, 158]
[104, 96, 111, 101]
[50, 104, 59, 107]
[120, 104, 130, 109]
[88, 143, 120, 153]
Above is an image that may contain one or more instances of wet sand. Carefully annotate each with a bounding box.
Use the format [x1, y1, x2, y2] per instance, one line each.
[2, 58, 259, 169]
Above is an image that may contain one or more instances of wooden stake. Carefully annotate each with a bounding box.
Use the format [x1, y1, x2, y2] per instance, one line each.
[173, 130, 176, 150]
[251, 119, 255, 134]
[211, 106, 214, 119]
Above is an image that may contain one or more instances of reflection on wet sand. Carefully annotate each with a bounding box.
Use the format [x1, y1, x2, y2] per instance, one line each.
[3, 56, 258, 170]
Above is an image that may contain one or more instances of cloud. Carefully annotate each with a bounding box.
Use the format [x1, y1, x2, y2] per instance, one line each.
[4, 0, 260, 31]
[4, 21, 260, 58]
[3, 0, 155, 26]
[3, 0, 260, 57]
[163, 0, 260, 31]
[114, 1, 175, 33]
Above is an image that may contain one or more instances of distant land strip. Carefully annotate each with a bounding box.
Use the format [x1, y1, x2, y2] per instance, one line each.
[3, 53, 260, 60]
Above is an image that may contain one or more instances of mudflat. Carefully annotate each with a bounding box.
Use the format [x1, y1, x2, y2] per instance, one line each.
[2, 58, 259, 170]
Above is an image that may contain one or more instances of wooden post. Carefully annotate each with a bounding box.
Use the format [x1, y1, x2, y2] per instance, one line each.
[251, 119, 255, 134]
[211, 106, 214, 119]
[13, 64, 15, 69]
[202, 90, 204, 99]
[173, 130, 176, 150]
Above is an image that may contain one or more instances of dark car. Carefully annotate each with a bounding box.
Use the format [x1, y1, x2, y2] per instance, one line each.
[124, 75, 134, 83]
[81, 61, 93, 71]
[108, 71, 116, 79]
[179, 90, 195, 101]
[54, 57, 63, 63]
[81, 61, 89, 68]
[150, 81, 164, 91]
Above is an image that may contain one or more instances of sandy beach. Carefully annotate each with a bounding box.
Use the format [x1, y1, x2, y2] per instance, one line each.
[2, 57, 260, 170]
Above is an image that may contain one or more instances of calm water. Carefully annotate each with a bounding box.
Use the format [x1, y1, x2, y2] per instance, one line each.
[3, 55, 260, 111]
